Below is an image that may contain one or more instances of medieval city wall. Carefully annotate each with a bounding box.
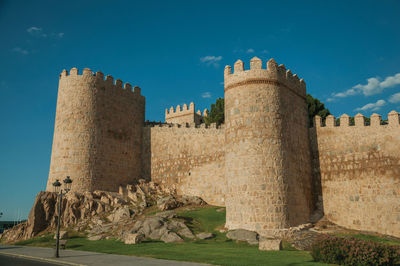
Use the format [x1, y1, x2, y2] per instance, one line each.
[310, 112, 400, 237]
[142, 124, 226, 206]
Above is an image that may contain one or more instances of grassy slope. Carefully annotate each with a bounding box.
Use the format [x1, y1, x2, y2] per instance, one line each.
[16, 206, 328, 266]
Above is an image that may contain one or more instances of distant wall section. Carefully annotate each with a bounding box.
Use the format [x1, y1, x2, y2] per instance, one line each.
[142, 124, 225, 206]
[311, 112, 400, 237]
[165, 102, 206, 125]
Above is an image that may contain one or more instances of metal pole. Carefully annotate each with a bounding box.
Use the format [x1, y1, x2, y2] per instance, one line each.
[55, 191, 62, 258]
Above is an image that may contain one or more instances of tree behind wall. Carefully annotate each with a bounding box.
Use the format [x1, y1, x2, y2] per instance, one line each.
[306, 94, 331, 127]
[204, 97, 224, 126]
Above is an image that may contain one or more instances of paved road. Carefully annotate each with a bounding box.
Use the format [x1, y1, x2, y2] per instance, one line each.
[0, 245, 209, 266]
[0, 254, 61, 266]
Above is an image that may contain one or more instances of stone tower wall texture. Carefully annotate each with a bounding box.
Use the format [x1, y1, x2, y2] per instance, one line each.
[46, 68, 145, 192]
[224, 57, 313, 235]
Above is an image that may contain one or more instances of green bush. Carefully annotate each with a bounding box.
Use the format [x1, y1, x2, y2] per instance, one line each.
[311, 235, 400, 265]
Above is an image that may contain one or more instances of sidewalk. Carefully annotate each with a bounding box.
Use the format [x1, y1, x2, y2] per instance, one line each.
[0, 244, 209, 266]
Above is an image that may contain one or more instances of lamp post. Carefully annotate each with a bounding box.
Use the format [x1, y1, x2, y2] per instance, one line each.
[52, 176, 72, 258]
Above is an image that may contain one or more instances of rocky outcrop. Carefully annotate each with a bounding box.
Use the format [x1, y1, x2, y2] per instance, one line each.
[196, 232, 214, 240]
[227, 229, 259, 245]
[0, 180, 204, 244]
[125, 211, 190, 243]
[0, 191, 58, 242]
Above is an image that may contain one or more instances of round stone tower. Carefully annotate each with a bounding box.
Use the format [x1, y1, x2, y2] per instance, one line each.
[224, 57, 313, 236]
[46, 68, 145, 192]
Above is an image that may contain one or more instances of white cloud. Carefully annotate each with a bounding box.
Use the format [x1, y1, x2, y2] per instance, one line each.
[27, 27, 64, 39]
[200, 55, 222, 67]
[331, 88, 358, 98]
[12, 47, 29, 55]
[201, 92, 212, 98]
[380, 73, 400, 88]
[261, 49, 269, 54]
[330, 73, 400, 100]
[246, 48, 255, 53]
[355, 99, 386, 111]
[27, 26, 42, 34]
[389, 92, 400, 103]
[353, 77, 383, 96]
[27, 26, 47, 38]
[326, 97, 335, 102]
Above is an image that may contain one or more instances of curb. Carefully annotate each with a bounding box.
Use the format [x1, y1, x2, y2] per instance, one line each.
[0, 251, 86, 266]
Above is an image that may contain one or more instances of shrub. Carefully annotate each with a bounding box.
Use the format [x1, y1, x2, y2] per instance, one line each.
[311, 235, 400, 265]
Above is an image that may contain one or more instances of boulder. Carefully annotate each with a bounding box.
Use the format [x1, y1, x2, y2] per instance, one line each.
[100, 195, 111, 205]
[25, 191, 58, 238]
[259, 238, 282, 251]
[54, 231, 68, 239]
[178, 227, 195, 239]
[196, 232, 214, 240]
[157, 196, 180, 211]
[148, 227, 169, 240]
[227, 229, 259, 245]
[167, 220, 186, 231]
[124, 233, 145, 244]
[88, 234, 104, 241]
[161, 231, 183, 243]
[140, 217, 164, 236]
[108, 207, 132, 223]
[131, 220, 143, 232]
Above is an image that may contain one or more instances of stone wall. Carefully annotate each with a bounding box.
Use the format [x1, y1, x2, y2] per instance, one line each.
[142, 124, 226, 206]
[310, 112, 400, 237]
[224, 57, 313, 236]
[47, 68, 145, 193]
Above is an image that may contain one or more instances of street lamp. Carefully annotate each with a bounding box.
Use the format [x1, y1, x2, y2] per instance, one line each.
[52, 176, 72, 258]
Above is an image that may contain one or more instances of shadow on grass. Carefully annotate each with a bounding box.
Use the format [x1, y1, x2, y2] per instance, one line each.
[66, 244, 83, 248]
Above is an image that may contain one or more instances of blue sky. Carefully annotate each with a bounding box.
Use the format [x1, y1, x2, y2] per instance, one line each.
[1, 0, 399, 220]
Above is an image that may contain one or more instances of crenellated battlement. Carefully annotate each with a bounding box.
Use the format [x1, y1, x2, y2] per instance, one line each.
[224, 57, 306, 98]
[59, 68, 143, 97]
[313, 111, 400, 128]
[165, 102, 207, 125]
[165, 102, 195, 117]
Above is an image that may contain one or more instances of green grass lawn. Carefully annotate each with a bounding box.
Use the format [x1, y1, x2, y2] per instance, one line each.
[15, 206, 329, 266]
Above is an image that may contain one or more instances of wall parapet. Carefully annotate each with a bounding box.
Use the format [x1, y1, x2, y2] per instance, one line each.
[165, 102, 207, 119]
[59, 68, 142, 97]
[165, 102, 207, 125]
[144, 121, 223, 130]
[224, 57, 306, 98]
[313, 111, 400, 128]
